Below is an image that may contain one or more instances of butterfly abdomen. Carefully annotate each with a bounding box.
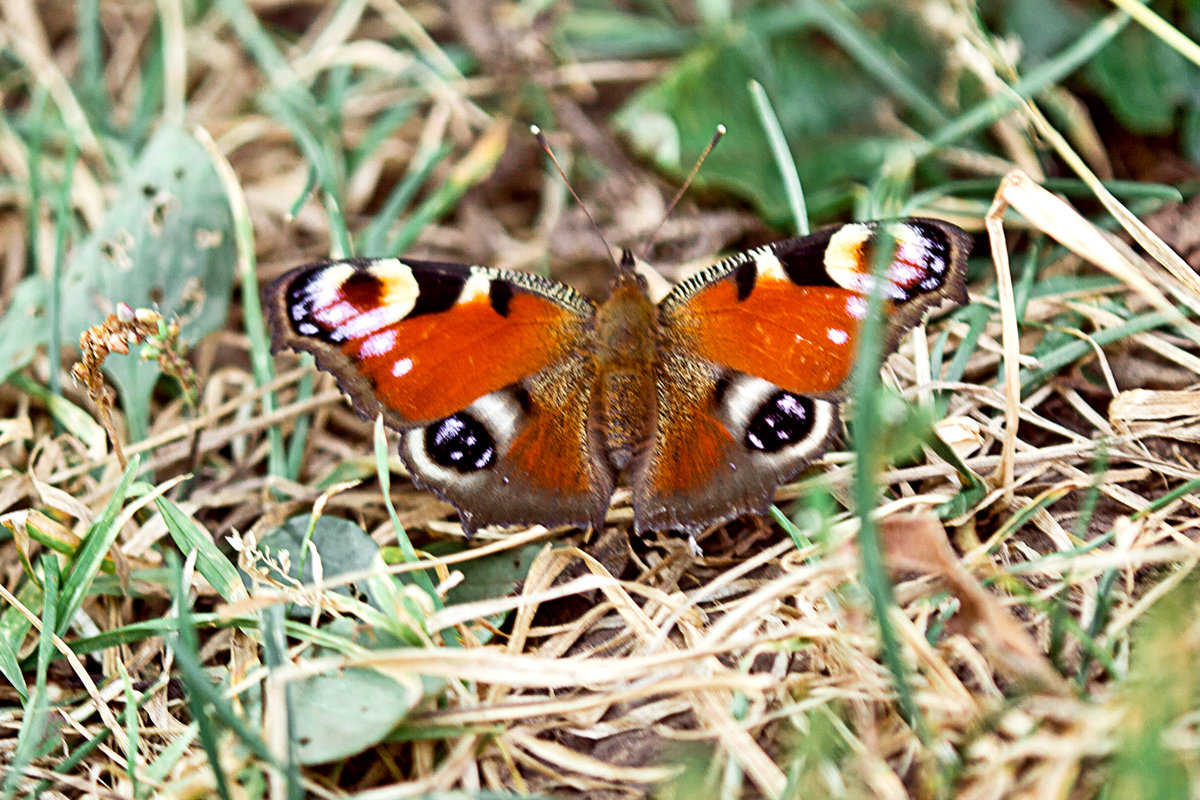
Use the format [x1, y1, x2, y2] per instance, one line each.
[593, 272, 662, 471]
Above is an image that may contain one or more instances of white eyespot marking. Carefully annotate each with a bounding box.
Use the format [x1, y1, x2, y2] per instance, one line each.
[397, 388, 526, 492]
[315, 300, 354, 325]
[463, 390, 522, 450]
[788, 399, 836, 461]
[370, 259, 421, 311]
[338, 306, 410, 340]
[754, 250, 788, 282]
[827, 328, 849, 345]
[846, 296, 868, 319]
[720, 374, 783, 434]
[301, 264, 356, 309]
[824, 223, 873, 288]
[459, 272, 492, 305]
[359, 329, 397, 357]
[717, 373, 839, 464]
[392, 357, 413, 377]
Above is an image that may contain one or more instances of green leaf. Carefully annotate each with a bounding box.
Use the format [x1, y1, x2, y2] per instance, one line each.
[437, 541, 545, 608]
[613, 30, 922, 225]
[0, 125, 236, 439]
[292, 667, 422, 764]
[1086, 24, 1190, 134]
[997, 0, 1094, 64]
[615, 38, 788, 223]
[255, 515, 393, 614]
[0, 280, 49, 383]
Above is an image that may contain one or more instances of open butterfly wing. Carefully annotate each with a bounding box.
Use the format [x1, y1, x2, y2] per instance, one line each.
[266, 258, 614, 533]
[633, 219, 971, 533]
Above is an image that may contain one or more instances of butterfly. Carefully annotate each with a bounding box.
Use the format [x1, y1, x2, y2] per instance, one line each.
[265, 218, 970, 536]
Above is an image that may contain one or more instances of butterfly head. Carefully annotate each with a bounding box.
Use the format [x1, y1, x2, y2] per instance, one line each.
[613, 247, 650, 294]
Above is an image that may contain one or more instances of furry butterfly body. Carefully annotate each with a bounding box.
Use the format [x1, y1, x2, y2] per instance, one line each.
[266, 218, 970, 535]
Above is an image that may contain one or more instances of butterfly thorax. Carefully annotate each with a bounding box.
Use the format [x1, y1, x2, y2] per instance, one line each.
[592, 272, 660, 471]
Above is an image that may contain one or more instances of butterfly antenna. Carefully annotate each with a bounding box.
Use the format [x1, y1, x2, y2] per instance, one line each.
[639, 124, 726, 260]
[531, 125, 622, 274]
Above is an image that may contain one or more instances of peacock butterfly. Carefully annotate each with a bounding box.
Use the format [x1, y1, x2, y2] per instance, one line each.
[265, 212, 971, 536]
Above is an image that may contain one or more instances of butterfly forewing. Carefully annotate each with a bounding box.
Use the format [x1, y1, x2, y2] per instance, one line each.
[658, 219, 970, 399]
[265, 258, 595, 427]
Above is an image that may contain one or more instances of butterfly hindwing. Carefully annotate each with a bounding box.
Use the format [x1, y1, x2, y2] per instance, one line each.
[397, 358, 616, 533]
[635, 219, 971, 533]
[632, 363, 840, 534]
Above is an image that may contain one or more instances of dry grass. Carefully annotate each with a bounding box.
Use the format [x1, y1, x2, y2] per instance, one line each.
[3, 1, 1200, 798]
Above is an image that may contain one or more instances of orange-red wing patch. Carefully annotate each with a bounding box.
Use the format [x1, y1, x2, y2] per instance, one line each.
[396, 356, 615, 534]
[649, 405, 734, 495]
[659, 218, 971, 399]
[353, 293, 582, 421]
[266, 259, 594, 427]
[631, 357, 741, 533]
[503, 383, 593, 494]
[668, 279, 866, 395]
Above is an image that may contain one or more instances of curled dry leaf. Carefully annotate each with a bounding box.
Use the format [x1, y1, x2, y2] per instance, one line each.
[934, 415, 984, 459]
[879, 512, 1068, 693]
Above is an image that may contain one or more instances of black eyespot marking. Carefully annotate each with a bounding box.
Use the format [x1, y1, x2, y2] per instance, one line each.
[409, 270, 466, 318]
[712, 374, 731, 407]
[489, 280, 514, 317]
[425, 412, 496, 473]
[734, 260, 757, 301]
[745, 392, 815, 453]
[511, 385, 533, 414]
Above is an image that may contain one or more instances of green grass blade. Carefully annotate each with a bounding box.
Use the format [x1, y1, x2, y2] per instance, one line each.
[260, 604, 304, 800]
[56, 455, 140, 635]
[2, 556, 61, 800]
[850, 228, 925, 738]
[373, 416, 439, 602]
[155, 496, 244, 602]
[48, 130, 76, 400]
[358, 141, 452, 255]
[195, 127, 289, 479]
[74, 0, 106, 126]
[749, 80, 808, 236]
[801, 0, 948, 129]
[143, 723, 198, 787]
[1020, 308, 1187, 390]
[167, 554, 277, 792]
[119, 662, 141, 797]
[923, 10, 1129, 156]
